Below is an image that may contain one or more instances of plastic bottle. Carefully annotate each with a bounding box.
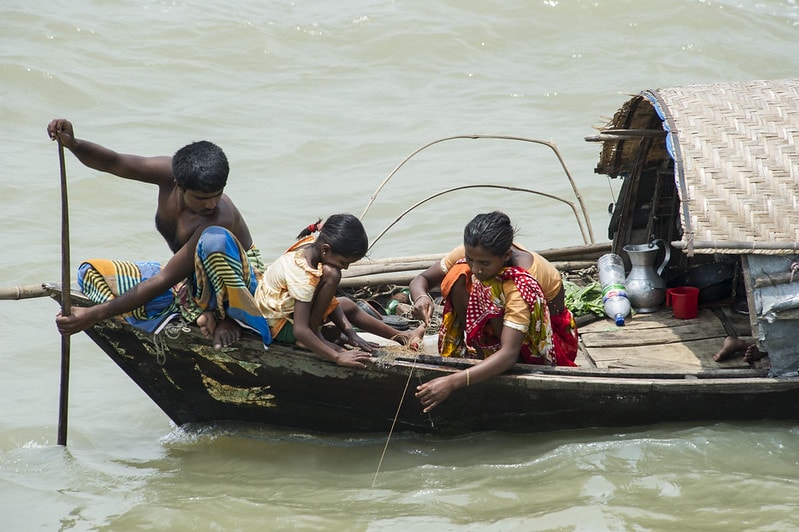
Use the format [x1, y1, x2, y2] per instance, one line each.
[386, 289, 411, 315]
[597, 253, 631, 326]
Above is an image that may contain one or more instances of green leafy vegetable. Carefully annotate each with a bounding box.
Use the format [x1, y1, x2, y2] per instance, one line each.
[563, 280, 604, 317]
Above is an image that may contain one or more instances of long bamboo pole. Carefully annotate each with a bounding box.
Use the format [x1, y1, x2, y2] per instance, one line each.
[57, 140, 71, 446]
[0, 284, 49, 300]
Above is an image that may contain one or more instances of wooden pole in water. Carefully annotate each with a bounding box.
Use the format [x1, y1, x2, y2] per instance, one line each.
[57, 140, 71, 446]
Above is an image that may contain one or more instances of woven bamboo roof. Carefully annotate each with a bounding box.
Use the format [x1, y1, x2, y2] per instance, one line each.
[595, 79, 799, 255]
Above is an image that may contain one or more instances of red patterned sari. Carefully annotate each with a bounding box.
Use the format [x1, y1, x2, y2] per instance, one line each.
[439, 263, 558, 365]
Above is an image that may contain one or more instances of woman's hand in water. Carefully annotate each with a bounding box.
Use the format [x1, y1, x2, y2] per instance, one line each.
[415, 375, 457, 413]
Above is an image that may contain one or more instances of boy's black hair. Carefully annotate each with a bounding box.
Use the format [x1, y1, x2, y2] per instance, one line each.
[172, 141, 229, 192]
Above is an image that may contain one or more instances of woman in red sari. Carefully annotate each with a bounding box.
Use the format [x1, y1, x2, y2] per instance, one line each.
[411, 212, 578, 412]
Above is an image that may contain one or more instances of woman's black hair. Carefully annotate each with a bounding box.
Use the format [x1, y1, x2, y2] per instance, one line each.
[317, 213, 368, 259]
[463, 211, 515, 256]
[172, 140, 229, 192]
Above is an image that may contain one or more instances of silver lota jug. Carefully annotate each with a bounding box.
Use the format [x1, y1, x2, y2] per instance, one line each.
[622, 239, 671, 313]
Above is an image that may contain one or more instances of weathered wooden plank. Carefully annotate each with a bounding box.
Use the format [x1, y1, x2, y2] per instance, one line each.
[581, 325, 726, 348]
[741, 255, 759, 340]
[580, 308, 721, 333]
[340, 260, 599, 287]
[580, 316, 727, 349]
[589, 337, 735, 370]
[576, 305, 759, 374]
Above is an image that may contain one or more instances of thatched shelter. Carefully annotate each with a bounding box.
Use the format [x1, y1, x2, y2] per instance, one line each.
[591, 78, 799, 256]
[589, 79, 799, 375]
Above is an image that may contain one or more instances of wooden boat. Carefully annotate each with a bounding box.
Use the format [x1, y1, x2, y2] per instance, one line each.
[35, 273, 795, 436]
[24, 79, 799, 435]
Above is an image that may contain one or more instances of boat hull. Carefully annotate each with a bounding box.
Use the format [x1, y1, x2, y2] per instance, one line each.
[83, 314, 799, 435]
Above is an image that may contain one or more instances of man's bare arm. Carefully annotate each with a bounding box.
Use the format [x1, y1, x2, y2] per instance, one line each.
[55, 232, 199, 335]
[47, 118, 174, 187]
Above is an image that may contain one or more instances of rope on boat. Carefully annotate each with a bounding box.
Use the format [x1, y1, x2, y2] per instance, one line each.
[152, 318, 191, 365]
[153, 333, 168, 365]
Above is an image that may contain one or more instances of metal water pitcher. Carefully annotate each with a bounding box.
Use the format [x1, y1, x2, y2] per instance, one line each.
[622, 239, 671, 313]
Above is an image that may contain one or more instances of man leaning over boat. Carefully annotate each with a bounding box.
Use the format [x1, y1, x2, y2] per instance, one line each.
[48, 119, 271, 350]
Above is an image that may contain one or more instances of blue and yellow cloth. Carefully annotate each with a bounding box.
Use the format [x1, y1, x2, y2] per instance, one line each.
[77, 226, 271, 346]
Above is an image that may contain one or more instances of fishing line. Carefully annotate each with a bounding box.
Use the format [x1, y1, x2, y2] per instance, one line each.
[372, 353, 418, 488]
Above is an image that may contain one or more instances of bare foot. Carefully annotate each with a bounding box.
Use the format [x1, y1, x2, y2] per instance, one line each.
[713, 336, 749, 362]
[743, 344, 768, 363]
[211, 317, 241, 350]
[196, 312, 240, 350]
[395, 323, 427, 351]
[197, 311, 216, 339]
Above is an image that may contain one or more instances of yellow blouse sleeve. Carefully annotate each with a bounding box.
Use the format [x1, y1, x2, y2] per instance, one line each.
[440, 244, 466, 274]
[502, 282, 531, 332]
[528, 252, 562, 302]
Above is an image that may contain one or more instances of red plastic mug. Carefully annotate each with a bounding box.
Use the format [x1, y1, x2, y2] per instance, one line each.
[665, 286, 700, 319]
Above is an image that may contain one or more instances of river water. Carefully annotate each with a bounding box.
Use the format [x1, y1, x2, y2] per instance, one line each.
[3, 1, 799, 529]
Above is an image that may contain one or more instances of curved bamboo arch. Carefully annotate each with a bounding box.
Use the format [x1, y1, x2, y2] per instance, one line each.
[359, 134, 595, 247]
[366, 184, 590, 253]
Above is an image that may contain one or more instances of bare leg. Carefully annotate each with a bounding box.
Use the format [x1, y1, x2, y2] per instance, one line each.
[340, 298, 426, 349]
[713, 336, 749, 362]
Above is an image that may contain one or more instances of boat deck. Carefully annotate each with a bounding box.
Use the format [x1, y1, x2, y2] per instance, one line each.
[576, 305, 765, 372]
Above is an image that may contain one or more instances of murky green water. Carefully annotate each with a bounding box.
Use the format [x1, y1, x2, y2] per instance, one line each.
[3, 0, 799, 528]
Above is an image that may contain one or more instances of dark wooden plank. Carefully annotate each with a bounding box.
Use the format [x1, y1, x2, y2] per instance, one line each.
[580, 309, 727, 348]
[577, 306, 754, 372]
[589, 337, 748, 371]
